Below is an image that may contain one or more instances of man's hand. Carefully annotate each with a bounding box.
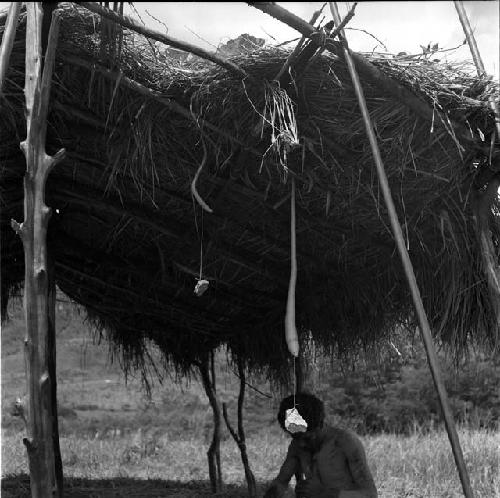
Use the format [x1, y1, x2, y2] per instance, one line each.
[295, 478, 339, 498]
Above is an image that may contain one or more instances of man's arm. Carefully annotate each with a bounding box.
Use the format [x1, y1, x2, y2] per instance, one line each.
[339, 432, 378, 498]
[264, 441, 300, 498]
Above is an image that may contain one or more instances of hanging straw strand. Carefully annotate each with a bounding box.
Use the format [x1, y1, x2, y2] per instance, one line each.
[191, 139, 213, 214]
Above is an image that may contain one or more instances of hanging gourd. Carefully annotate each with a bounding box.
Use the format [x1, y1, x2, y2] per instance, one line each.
[285, 176, 299, 357]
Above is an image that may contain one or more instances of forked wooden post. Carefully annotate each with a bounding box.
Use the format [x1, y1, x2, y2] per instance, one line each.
[328, 3, 474, 497]
[10, 3, 65, 497]
[198, 355, 223, 493]
[222, 356, 257, 497]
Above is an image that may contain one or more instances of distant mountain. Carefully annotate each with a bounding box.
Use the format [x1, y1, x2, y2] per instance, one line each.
[216, 34, 265, 56]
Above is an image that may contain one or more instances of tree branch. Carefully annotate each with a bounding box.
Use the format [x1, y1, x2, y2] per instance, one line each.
[222, 402, 240, 443]
[77, 2, 248, 79]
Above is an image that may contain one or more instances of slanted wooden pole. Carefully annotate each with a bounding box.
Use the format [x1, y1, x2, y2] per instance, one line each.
[0, 2, 22, 95]
[328, 3, 474, 497]
[10, 4, 65, 497]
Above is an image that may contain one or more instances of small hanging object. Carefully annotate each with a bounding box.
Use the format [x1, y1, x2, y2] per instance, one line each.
[191, 139, 213, 214]
[285, 177, 299, 357]
[285, 407, 308, 434]
[194, 278, 210, 297]
[193, 201, 209, 297]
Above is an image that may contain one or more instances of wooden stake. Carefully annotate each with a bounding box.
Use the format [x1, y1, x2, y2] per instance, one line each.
[0, 2, 21, 96]
[10, 4, 66, 497]
[328, 3, 474, 497]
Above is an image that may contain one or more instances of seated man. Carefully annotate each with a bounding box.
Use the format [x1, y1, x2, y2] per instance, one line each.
[264, 392, 377, 498]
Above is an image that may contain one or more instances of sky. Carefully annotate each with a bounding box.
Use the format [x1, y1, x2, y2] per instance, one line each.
[0, 1, 498, 78]
[119, 1, 499, 79]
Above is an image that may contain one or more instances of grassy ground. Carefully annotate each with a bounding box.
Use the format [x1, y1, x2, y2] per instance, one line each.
[2, 301, 500, 497]
[2, 427, 499, 497]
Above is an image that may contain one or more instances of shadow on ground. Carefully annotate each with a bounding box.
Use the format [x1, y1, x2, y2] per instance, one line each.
[1, 474, 259, 497]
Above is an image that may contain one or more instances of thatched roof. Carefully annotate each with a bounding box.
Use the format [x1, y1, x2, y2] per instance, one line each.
[1, 5, 499, 379]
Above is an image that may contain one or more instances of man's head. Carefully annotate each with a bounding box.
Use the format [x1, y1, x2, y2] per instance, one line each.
[277, 392, 325, 438]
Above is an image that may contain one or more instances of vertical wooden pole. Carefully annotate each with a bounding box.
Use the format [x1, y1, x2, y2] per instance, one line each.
[0, 2, 22, 96]
[10, 4, 65, 497]
[48, 252, 63, 497]
[222, 356, 257, 497]
[199, 356, 223, 493]
[328, 3, 474, 497]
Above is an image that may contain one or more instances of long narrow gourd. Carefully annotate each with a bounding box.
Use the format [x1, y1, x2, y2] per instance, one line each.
[285, 177, 299, 356]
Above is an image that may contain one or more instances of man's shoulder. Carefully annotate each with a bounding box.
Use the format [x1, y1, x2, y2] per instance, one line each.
[323, 426, 365, 452]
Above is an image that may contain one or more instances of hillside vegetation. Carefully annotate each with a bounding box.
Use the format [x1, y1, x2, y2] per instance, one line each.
[2, 299, 499, 497]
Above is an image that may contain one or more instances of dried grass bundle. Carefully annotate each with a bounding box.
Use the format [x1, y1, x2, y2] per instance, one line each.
[1, 5, 498, 384]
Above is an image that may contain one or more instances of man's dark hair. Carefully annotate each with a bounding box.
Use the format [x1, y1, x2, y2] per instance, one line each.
[277, 392, 325, 433]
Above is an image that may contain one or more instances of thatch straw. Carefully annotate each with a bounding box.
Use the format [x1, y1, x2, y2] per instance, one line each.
[1, 4, 498, 384]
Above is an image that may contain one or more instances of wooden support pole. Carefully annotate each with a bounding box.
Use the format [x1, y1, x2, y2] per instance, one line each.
[222, 357, 257, 498]
[198, 356, 223, 493]
[10, 4, 66, 497]
[47, 252, 63, 497]
[77, 2, 248, 79]
[0, 2, 22, 95]
[328, 3, 474, 497]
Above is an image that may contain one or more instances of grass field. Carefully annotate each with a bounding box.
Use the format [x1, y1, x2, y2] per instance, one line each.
[2, 301, 500, 497]
[2, 427, 499, 497]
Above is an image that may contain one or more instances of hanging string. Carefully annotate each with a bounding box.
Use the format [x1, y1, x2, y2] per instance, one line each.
[199, 208, 204, 280]
[192, 174, 210, 297]
[293, 355, 297, 408]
